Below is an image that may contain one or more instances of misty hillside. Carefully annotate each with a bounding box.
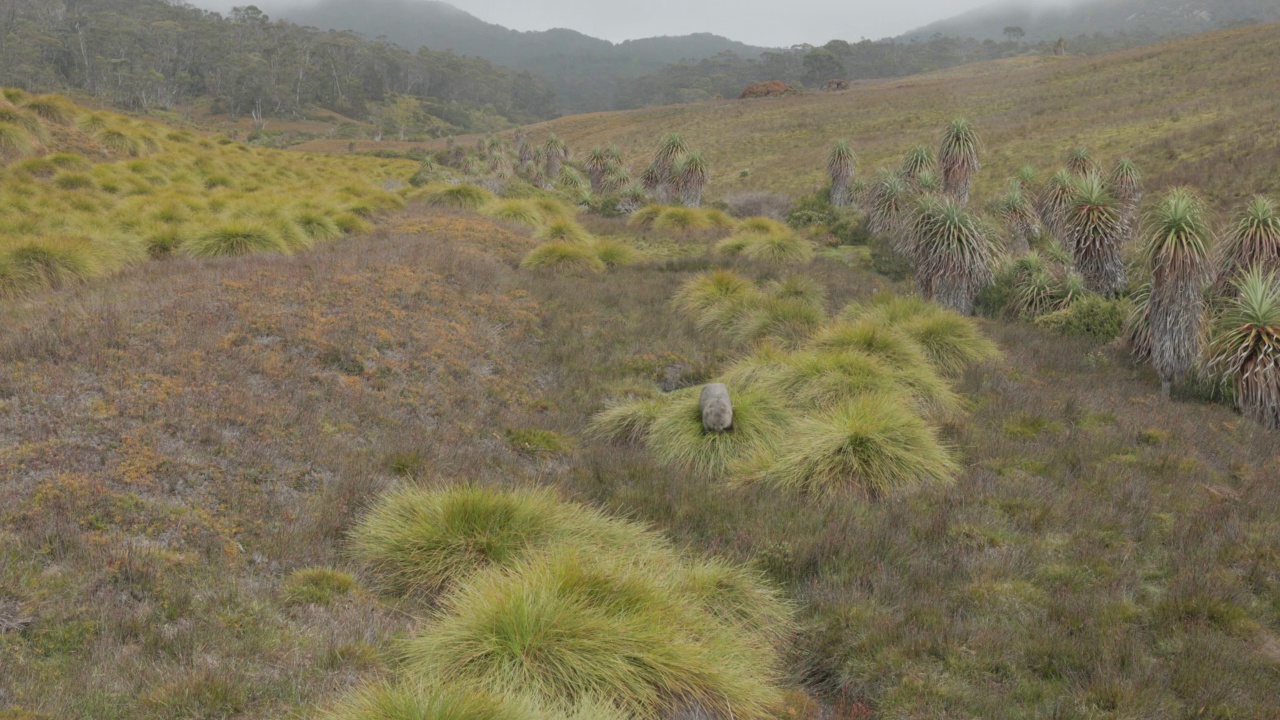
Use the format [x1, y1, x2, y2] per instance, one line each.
[905, 0, 1280, 42]
[262, 0, 770, 113]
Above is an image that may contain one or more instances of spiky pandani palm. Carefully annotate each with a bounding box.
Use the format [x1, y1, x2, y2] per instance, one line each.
[640, 161, 667, 203]
[900, 144, 936, 186]
[488, 152, 513, 179]
[617, 183, 648, 215]
[1207, 269, 1280, 429]
[1144, 188, 1212, 395]
[543, 134, 569, 180]
[866, 169, 911, 247]
[584, 146, 610, 192]
[1015, 165, 1038, 187]
[827, 140, 857, 207]
[938, 118, 981, 205]
[997, 183, 1040, 254]
[678, 151, 709, 207]
[649, 133, 688, 201]
[1066, 173, 1128, 296]
[515, 131, 532, 166]
[1123, 282, 1154, 362]
[909, 195, 995, 314]
[1110, 157, 1143, 232]
[601, 160, 632, 195]
[1214, 196, 1280, 295]
[1036, 170, 1076, 247]
[1065, 146, 1097, 176]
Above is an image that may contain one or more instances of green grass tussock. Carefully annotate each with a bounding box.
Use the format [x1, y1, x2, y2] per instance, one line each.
[482, 199, 545, 229]
[741, 231, 814, 264]
[647, 385, 793, 477]
[534, 218, 592, 244]
[183, 221, 289, 258]
[729, 296, 826, 348]
[323, 681, 550, 720]
[747, 393, 960, 498]
[520, 242, 607, 274]
[425, 184, 497, 210]
[592, 238, 640, 268]
[401, 550, 788, 720]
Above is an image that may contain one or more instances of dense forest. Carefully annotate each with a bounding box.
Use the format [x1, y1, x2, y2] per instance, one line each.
[614, 33, 1163, 108]
[0, 0, 556, 133]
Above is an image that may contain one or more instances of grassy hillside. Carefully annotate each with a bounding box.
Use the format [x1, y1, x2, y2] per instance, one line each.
[522, 23, 1280, 210]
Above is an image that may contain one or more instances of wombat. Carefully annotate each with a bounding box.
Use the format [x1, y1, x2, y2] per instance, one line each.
[700, 383, 733, 433]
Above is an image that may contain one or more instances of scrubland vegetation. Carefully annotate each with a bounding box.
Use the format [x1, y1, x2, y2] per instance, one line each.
[4, 27, 1280, 720]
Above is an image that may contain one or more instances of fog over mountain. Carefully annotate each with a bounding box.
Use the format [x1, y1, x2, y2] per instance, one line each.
[192, 0, 1009, 46]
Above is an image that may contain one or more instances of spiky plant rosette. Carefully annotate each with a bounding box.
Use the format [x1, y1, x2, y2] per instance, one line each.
[1207, 269, 1280, 429]
[647, 384, 793, 477]
[827, 140, 857, 207]
[678, 151, 710, 207]
[741, 393, 960, 499]
[1036, 169, 1077, 249]
[866, 168, 911, 242]
[1143, 188, 1212, 389]
[1214, 196, 1280, 295]
[542, 134, 568, 179]
[1065, 146, 1097, 176]
[997, 184, 1039, 255]
[1066, 173, 1128, 296]
[1110, 158, 1143, 210]
[584, 146, 610, 191]
[900, 144, 937, 185]
[908, 195, 995, 315]
[938, 118, 981, 204]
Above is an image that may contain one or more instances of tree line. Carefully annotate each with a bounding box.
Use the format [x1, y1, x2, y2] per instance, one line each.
[0, 0, 556, 132]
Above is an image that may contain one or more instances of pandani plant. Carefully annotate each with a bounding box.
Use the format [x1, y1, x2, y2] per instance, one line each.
[1143, 188, 1212, 395]
[1207, 268, 1280, 429]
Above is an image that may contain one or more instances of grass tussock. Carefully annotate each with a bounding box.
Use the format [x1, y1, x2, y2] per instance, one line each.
[520, 242, 607, 274]
[647, 385, 793, 476]
[184, 221, 289, 258]
[534, 218, 592, 244]
[423, 184, 497, 210]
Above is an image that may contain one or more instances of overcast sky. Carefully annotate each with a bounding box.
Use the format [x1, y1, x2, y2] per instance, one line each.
[203, 0, 1073, 47]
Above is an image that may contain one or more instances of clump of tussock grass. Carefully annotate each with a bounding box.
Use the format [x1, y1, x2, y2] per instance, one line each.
[743, 393, 959, 498]
[671, 269, 758, 319]
[333, 212, 372, 236]
[592, 238, 640, 268]
[183, 221, 288, 258]
[587, 397, 667, 444]
[520, 242, 607, 274]
[322, 681, 548, 720]
[764, 275, 827, 308]
[712, 233, 753, 257]
[628, 204, 665, 229]
[21, 95, 75, 125]
[0, 123, 36, 160]
[759, 350, 964, 422]
[808, 317, 933, 369]
[729, 296, 826, 348]
[652, 206, 712, 233]
[843, 294, 1000, 375]
[425, 184, 496, 210]
[534, 218, 592, 244]
[482, 199, 544, 228]
[737, 216, 789, 235]
[52, 173, 95, 191]
[97, 127, 142, 157]
[402, 549, 789, 720]
[530, 196, 575, 222]
[0, 238, 97, 296]
[741, 231, 814, 264]
[48, 153, 89, 170]
[349, 485, 654, 599]
[647, 385, 792, 476]
[294, 210, 343, 241]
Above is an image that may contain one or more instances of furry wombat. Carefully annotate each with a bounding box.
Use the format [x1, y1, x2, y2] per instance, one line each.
[700, 383, 733, 433]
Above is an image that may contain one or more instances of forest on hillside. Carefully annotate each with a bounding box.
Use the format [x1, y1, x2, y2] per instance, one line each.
[616, 33, 1156, 107]
[0, 0, 556, 133]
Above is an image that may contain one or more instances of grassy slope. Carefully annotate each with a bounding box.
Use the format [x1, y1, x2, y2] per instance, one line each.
[524, 23, 1280, 209]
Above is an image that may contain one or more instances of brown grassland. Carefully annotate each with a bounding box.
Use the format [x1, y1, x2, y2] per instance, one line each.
[2, 22, 1280, 720]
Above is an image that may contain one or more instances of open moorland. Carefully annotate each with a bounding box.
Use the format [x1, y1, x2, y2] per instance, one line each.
[3, 22, 1280, 720]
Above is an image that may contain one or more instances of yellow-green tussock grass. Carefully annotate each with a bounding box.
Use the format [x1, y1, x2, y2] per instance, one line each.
[737, 216, 788, 235]
[52, 173, 95, 191]
[282, 567, 355, 606]
[531, 196, 575, 222]
[648, 385, 792, 477]
[627, 204, 665, 229]
[807, 318, 933, 369]
[0, 239, 97, 296]
[21, 94, 75, 125]
[294, 210, 343, 241]
[520, 242, 606, 274]
[323, 680, 556, 720]
[0, 123, 36, 160]
[764, 275, 827, 308]
[534, 218, 592, 244]
[717, 342, 794, 389]
[425, 184, 496, 210]
[741, 232, 814, 264]
[746, 393, 960, 498]
[349, 485, 660, 599]
[401, 550, 789, 720]
[333, 212, 372, 236]
[587, 396, 667, 445]
[97, 128, 142, 157]
[0, 107, 43, 137]
[729, 296, 826, 348]
[843, 293, 1000, 374]
[713, 233, 753, 257]
[757, 350, 906, 409]
[702, 208, 736, 229]
[48, 153, 89, 170]
[482, 199, 544, 228]
[592, 238, 641, 268]
[652, 206, 712, 233]
[183, 221, 289, 258]
[143, 224, 189, 258]
[672, 269, 758, 318]
[672, 557, 793, 645]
